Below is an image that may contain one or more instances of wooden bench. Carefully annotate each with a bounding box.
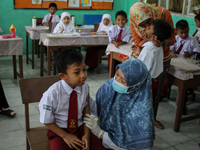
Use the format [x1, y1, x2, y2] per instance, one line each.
[19, 76, 60, 150]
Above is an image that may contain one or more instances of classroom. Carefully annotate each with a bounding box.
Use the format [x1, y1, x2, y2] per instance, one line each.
[0, 0, 200, 150]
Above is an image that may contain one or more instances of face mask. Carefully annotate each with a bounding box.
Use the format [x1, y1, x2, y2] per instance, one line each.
[112, 77, 128, 94]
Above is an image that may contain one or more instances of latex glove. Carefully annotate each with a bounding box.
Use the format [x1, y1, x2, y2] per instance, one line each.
[83, 114, 104, 139]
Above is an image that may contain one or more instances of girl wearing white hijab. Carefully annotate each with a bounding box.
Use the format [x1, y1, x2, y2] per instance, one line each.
[97, 14, 113, 33]
[85, 14, 113, 71]
[53, 12, 76, 34]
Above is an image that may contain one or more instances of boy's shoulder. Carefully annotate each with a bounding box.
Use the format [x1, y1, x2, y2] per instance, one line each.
[45, 80, 62, 94]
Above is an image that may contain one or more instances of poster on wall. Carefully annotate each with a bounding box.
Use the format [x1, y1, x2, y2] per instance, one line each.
[57, 0, 68, 1]
[32, 0, 42, 4]
[42, 0, 55, 1]
[92, 0, 113, 2]
[68, 0, 79, 7]
[81, 0, 92, 7]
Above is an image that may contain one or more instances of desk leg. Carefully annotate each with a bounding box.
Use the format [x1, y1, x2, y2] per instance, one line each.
[32, 40, 34, 69]
[109, 52, 115, 78]
[13, 56, 17, 79]
[47, 46, 51, 76]
[19, 55, 23, 78]
[97, 49, 101, 74]
[40, 44, 44, 76]
[174, 85, 187, 132]
[26, 32, 29, 64]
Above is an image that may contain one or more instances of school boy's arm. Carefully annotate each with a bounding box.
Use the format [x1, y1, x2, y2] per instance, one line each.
[82, 93, 91, 150]
[112, 40, 120, 48]
[45, 122, 84, 150]
[42, 14, 49, 27]
[121, 27, 131, 44]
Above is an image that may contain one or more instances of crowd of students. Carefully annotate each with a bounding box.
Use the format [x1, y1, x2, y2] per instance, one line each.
[1, 1, 200, 150]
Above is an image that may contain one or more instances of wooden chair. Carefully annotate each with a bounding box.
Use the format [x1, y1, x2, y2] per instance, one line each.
[94, 23, 107, 74]
[19, 76, 60, 150]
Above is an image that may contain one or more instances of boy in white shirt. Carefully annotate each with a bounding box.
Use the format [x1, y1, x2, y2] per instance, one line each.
[170, 20, 199, 59]
[193, 13, 200, 43]
[107, 10, 131, 68]
[42, 3, 60, 27]
[39, 49, 105, 150]
[108, 10, 131, 48]
[138, 19, 173, 130]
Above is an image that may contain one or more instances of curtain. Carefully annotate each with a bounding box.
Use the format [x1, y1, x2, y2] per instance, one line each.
[169, 0, 183, 13]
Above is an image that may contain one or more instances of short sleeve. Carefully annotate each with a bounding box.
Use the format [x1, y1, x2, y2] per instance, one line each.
[39, 92, 55, 124]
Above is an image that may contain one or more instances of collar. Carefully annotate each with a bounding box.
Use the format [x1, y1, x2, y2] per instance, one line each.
[117, 25, 125, 31]
[61, 80, 82, 95]
[143, 41, 154, 47]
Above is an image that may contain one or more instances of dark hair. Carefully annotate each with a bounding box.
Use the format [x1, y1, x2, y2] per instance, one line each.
[152, 19, 172, 42]
[176, 20, 189, 30]
[49, 3, 57, 9]
[115, 10, 127, 19]
[195, 13, 200, 21]
[56, 49, 83, 73]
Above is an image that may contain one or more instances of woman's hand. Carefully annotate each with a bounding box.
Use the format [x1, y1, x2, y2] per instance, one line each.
[62, 132, 83, 150]
[131, 45, 142, 55]
[83, 114, 104, 139]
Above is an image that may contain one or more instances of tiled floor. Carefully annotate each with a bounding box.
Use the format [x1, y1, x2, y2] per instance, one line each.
[0, 53, 200, 150]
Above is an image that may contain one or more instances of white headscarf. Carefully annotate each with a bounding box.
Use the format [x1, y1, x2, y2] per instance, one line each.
[54, 12, 76, 34]
[97, 14, 113, 33]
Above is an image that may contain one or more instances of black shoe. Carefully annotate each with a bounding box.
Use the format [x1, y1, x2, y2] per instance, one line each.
[87, 67, 96, 72]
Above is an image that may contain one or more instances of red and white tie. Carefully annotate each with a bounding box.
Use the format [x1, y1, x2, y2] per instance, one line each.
[49, 16, 53, 23]
[116, 29, 123, 42]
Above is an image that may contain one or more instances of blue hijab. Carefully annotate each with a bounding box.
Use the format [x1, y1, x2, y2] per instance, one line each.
[96, 58, 155, 150]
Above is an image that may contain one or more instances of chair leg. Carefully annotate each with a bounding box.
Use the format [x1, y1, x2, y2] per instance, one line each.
[26, 139, 30, 150]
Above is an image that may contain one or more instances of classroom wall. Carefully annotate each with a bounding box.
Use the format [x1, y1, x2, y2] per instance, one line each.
[0, 0, 196, 54]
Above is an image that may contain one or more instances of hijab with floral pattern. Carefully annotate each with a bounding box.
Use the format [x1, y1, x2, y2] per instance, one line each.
[129, 2, 161, 38]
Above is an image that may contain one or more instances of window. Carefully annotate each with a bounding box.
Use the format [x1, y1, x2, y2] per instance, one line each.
[139, 0, 200, 18]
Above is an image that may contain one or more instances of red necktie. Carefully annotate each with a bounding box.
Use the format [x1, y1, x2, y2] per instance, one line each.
[49, 16, 53, 23]
[116, 29, 123, 42]
[176, 42, 184, 54]
[67, 91, 78, 133]
[193, 29, 198, 37]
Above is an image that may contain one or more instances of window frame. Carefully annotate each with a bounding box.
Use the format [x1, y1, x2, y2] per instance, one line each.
[138, 0, 195, 18]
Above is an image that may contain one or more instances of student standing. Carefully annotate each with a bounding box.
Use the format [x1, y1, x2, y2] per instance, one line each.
[42, 3, 60, 27]
[137, 19, 173, 130]
[39, 49, 105, 150]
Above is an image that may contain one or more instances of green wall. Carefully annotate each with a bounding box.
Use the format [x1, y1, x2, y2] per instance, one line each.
[0, 0, 197, 54]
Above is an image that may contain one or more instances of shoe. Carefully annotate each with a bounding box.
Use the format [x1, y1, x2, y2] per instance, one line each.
[87, 67, 96, 72]
[154, 119, 164, 129]
[0, 109, 16, 118]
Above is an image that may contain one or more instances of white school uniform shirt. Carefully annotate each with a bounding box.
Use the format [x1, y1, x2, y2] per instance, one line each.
[193, 27, 200, 42]
[138, 41, 163, 79]
[107, 25, 131, 43]
[170, 35, 200, 58]
[39, 80, 88, 128]
[53, 12, 76, 34]
[97, 14, 113, 33]
[42, 13, 60, 23]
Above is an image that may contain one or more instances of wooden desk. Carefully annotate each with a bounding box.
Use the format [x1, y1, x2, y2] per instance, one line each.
[0, 35, 23, 79]
[25, 26, 49, 69]
[39, 33, 109, 76]
[106, 43, 133, 78]
[166, 57, 200, 132]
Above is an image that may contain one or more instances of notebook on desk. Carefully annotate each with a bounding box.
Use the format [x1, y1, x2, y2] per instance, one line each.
[77, 33, 92, 36]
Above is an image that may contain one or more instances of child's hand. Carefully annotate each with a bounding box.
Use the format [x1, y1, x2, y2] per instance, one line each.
[183, 52, 190, 58]
[62, 132, 83, 150]
[114, 42, 120, 48]
[82, 134, 90, 150]
[131, 45, 141, 55]
[61, 28, 64, 33]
